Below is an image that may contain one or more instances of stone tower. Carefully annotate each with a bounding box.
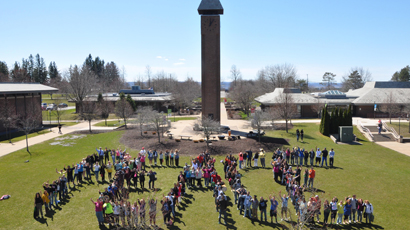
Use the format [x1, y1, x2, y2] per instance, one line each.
[198, 0, 223, 122]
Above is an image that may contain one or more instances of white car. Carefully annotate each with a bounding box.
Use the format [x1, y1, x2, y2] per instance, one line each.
[46, 103, 57, 111]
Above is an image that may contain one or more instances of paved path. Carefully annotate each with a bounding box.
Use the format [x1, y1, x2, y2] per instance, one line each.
[0, 120, 113, 158]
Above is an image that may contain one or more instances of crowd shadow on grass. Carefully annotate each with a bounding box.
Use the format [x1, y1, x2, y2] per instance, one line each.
[35, 217, 48, 226]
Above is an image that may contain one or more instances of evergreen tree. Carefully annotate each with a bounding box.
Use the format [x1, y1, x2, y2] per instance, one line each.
[119, 92, 125, 100]
[347, 105, 352, 126]
[48, 61, 59, 80]
[329, 108, 336, 134]
[0, 61, 9, 81]
[126, 94, 136, 111]
[323, 106, 330, 136]
[97, 93, 103, 104]
[33, 54, 48, 83]
[319, 107, 325, 134]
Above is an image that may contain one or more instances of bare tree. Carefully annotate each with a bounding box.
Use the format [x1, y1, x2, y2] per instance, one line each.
[229, 80, 258, 117]
[251, 110, 269, 142]
[195, 116, 220, 148]
[79, 101, 98, 132]
[64, 65, 97, 113]
[115, 98, 134, 129]
[15, 103, 42, 153]
[274, 89, 297, 133]
[146, 65, 152, 88]
[0, 98, 17, 143]
[145, 108, 165, 143]
[255, 64, 297, 93]
[380, 92, 399, 124]
[230, 65, 242, 88]
[311, 98, 325, 118]
[134, 106, 152, 135]
[171, 77, 201, 114]
[51, 99, 67, 125]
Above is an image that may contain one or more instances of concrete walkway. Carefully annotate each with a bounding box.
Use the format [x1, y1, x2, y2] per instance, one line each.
[0, 120, 114, 158]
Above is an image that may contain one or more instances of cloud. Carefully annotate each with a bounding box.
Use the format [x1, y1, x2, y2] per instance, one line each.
[156, 56, 162, 59]
[165, 59, 169, 61]
[173, 62, 185, 66]
[179, 58, 186, 61]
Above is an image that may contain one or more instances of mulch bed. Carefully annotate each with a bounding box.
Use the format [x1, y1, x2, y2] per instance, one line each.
[120, 128, 289, 155]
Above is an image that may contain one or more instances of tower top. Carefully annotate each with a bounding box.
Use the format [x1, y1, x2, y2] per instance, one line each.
[198, 0, 224, 15]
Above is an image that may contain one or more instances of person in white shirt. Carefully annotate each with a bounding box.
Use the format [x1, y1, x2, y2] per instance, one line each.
[94, 162, 100, 181]
[315, 147, 322, 166]
[139, 147, 146, 156]
[364, 200, 374, 224]
[329, 149, 335, 167]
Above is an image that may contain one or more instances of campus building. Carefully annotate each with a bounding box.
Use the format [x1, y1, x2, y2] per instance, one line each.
[0, 83, 58, 133]
[255, 81, 410, 118]
[76, 85, 173, 112]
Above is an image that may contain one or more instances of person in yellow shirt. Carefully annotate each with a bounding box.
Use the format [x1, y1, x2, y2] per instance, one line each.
[41, 190, 51, 213]
[337, 200, 344, 224]
[259, 149, 266, 168]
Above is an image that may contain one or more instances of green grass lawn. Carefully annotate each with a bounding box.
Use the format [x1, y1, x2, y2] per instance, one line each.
[94, 120, 125, 127]
[0, 130, 50, 143]
[170, 117, 197, 122]
[0, 123, 409, 229]
[388, 122, 410, 137]
[42, 109, 78, 121]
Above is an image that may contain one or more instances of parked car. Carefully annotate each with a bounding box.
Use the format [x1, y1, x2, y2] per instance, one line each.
[41, 103, 47, 110]
[46, 103, 57, 111]
[58, 103, 68, 108]
[246, 129, 265, 137]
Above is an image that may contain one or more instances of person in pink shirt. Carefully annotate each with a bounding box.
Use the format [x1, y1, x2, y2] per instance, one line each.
[91, 198, 104, 226]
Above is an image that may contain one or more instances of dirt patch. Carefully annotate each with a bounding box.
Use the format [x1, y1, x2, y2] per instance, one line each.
[120, 128, 288, 155]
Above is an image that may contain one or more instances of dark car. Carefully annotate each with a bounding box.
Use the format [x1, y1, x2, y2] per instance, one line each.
[58, 103, 68, 108]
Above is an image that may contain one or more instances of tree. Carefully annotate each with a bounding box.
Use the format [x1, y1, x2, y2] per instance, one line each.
[51, 100, 67, 125]
[255, 63, 297, 92]
[48, 61, 61, 99]
[274, 89, 297, 133]
[195, 116, 220, 148]
[311, 98, 325, 118]
[10, 61, 30, 82]
[145, 108, 165, 143]
[380, 92, 399, 124]
[342, 67, 372, 91]
[79, 101, 98, 132]
[64, 65, 97, 113]
[33, 54, 48, 84]
[230, 65, 242, 88]
[99, 99, 113, 126]
[391, 65, 410, 82]
[229, 80, 258, 117]
[0, 61, 9, 82]
[251, 110, 269, 142]
[0, 98, 17, 143]
[115, 98, 134, 129]
[171, 77, 201, 114]
[320, 72, 336, 90]
[296, 79, 308, 92]
[15, 102, 42, 153]
[321, 106, 330, 136]
[135, 106, 152, 136]
[126, 94, 136, 111]
[146, 65, 152, 88]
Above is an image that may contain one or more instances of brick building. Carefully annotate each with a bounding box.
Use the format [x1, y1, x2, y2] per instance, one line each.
[0, 83, 58, 133]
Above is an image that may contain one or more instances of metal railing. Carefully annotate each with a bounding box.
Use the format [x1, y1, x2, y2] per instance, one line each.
[381, 120, 400, 140]
[358, 120, 374, 141]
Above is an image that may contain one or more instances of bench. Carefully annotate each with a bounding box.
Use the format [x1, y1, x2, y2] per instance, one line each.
[180, 135, 192, 140]
[167, 133, 174, 139]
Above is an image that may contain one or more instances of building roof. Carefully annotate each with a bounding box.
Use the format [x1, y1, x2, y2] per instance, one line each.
[255, 88, 319, 105]
[83, 93, 173, 103]
[0, 83, 58, 94]
[347, 81, 410, 105]
[198, 0, 224, 15]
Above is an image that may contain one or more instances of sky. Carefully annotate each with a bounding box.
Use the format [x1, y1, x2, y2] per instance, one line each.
[1, 0, 410, 83]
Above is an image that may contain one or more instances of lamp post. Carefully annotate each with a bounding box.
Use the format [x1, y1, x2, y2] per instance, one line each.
[373, 102, 375, 119]
[173, 103, 176, 122]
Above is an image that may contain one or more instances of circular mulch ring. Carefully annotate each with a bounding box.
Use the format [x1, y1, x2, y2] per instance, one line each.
[120, 128, 289, 155]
